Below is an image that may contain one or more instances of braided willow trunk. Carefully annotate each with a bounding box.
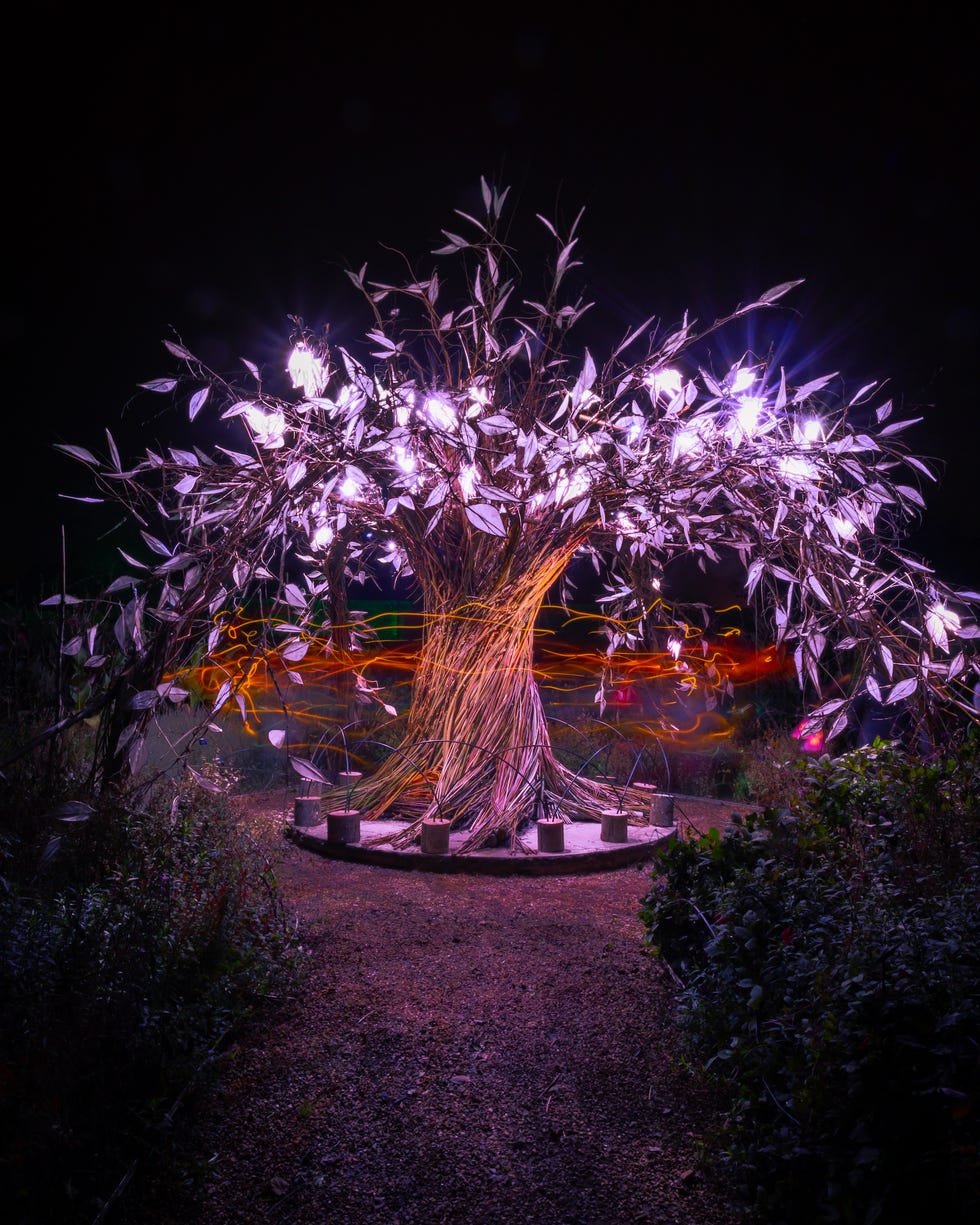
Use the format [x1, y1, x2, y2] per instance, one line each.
[321, 540, 654, 854]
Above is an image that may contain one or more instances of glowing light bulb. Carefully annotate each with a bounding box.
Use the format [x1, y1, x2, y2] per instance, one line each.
[672, 427, 702, 461]
[466, 384, 490, 416]
[829, 515, 858, 539]
[645, 368, 683, 398]
[312, 523, 334, 549]
[423, 395, 457, 431]
[553, 466, 590, 505]
[458, 464, 478, 500]
[243, 406, 286, 449]
[624, 415, 644, 444]
[287, 342, 328, 397]
[731, 367, 756, 394]
[734, 397, 764, 438]
[778, 455, 816, 482]
[802, 419, 822, 444]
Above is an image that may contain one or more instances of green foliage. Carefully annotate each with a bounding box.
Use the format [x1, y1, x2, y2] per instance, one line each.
[0, 771, 305, 1224]
[734, 727, 811, 809]
[640, 731, 980, 1223]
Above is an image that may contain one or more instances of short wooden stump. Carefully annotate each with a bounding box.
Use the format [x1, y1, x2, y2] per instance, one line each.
[420, 818, 451, 855]
[326, 809, 361, 844]
[600, 810, 630, 843]
[536, 818, 566, 853]
[293, 796, 321, 828]
[650, 794, 675, 827]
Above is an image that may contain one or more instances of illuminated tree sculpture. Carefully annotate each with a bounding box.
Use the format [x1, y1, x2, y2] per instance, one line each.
[52, 179, 980, 851]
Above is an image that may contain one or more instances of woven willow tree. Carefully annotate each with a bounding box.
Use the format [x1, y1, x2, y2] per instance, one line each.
[50, 179, 980, 852]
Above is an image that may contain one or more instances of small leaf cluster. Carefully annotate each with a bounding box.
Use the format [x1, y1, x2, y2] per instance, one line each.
[640, 730, 980, 1223]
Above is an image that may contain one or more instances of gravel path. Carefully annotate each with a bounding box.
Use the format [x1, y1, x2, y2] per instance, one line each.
[126, 795, 748, 1225]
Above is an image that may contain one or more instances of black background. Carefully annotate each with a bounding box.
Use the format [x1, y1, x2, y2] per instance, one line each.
[6, 5, 978, 602]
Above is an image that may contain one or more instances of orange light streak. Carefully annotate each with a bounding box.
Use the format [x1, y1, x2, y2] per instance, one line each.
[167, 609, 796, 757]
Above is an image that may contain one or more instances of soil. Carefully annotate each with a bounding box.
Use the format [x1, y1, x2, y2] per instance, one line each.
[125, 793, 751, 1225]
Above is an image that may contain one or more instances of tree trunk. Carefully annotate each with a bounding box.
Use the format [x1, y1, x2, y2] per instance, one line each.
[323, 539, 360, 729]
[330, 555, 653, 853]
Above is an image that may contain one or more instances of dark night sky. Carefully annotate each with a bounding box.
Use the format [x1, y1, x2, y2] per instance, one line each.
[5, 6, 979, 603]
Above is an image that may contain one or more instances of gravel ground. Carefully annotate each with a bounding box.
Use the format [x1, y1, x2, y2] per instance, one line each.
[123, 795, 750, 1225]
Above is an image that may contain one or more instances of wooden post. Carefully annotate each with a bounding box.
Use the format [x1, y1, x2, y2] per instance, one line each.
[420, 818, 451, 854]
[600, 810, 629, 843]
[326, 809, 361, 844]
[536, 818, 565, 853]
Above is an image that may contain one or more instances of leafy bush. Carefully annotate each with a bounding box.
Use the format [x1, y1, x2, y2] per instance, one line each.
[640, 731, 980, 1223]
[732, 727, 811, 808]
[0, 770, 305, 1225]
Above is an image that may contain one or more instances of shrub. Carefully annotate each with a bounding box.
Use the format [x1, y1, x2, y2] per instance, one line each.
[0, 771, 305, 1225]
[640, 730, 980, 1223]
[732, 727, 811, 808]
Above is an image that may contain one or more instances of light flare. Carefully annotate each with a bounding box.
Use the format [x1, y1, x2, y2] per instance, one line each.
[730, 367, 757, 394]
[242, 406, 287, 449]
[287, 341, 329, 397]
[458, 464, 478, 500]
[644, 368, 683, 398]
[172, 611, 797, 762]
[554, 465, 591, 505]
[340, 472, 361, 500]
[423, 394, 457, 431]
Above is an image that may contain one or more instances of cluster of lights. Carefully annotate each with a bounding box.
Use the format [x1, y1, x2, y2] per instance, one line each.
[266, 346, 870, 566]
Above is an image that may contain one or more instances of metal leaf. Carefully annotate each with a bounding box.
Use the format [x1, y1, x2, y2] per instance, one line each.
[887, 677, 918, 704]
[187, 766, 224, 793]
[289, 755, 330, 783]
[477, 415, 515, 435]
[49, 801, 95, 822]
[758, 279, 805, 304]
[465, 503, 507, 536]
[188, 387, 210, 421]
[139, 378, 178, 393]
[53, 443, 99, 464]
[140, 532, 172, 558]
